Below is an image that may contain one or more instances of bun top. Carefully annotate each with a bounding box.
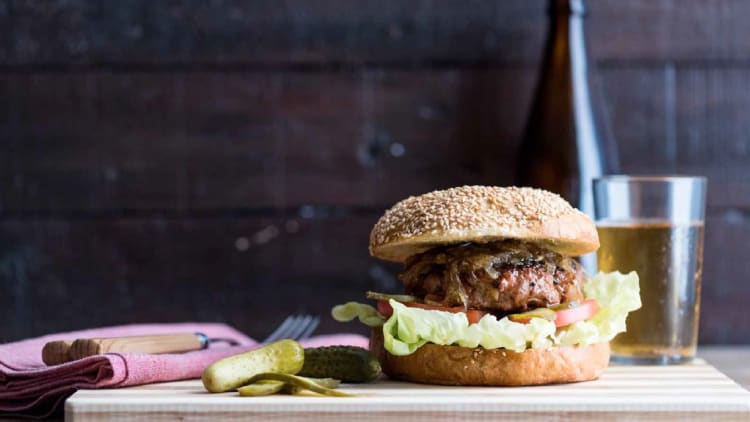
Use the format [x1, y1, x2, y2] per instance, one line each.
[369, 186, 599, 262]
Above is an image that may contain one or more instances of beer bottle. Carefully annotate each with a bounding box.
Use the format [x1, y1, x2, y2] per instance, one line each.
[517, 0, 618, 218]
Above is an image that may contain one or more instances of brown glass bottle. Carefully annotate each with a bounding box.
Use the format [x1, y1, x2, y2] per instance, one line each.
[517, 0, 618, 217]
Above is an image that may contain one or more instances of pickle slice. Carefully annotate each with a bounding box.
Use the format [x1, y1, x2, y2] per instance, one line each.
[365, 291, 419, 302]
[282, 377, 341, 395]
[243, 373, 353, 397]
[508, 307, 557, 321]
[238, 381, 285, 397]
[551, 300, 580, 311]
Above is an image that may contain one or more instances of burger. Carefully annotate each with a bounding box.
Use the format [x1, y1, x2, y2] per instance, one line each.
[333, 186, 641, 386]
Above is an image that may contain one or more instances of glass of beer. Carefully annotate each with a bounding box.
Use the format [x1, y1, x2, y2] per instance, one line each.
[593, 176, 706, 364]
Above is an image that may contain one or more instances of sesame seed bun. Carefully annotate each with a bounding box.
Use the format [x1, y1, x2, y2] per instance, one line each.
[370, 328, 610, 386]
[369, 186, 599, 262]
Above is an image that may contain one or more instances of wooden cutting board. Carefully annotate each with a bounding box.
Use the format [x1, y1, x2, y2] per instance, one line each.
[66, 360, 750, 421]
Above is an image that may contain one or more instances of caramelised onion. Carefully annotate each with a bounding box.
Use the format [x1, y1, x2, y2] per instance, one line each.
[399, 240, 578, 309]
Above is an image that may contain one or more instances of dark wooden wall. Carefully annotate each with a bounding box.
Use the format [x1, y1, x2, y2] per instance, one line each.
[2, 0, 749, 343]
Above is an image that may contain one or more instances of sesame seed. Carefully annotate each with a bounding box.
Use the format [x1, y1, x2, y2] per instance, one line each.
[369, 185, 600, 262]
[371, 185, 581, 247]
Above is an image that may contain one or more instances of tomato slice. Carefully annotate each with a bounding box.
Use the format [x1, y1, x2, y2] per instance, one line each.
[509, 300, 599, 327]
[464, 309, 486, 325]
[552, 299, 599, 327]
[376, 299, 394, 317]
[376, 300, 485, 324]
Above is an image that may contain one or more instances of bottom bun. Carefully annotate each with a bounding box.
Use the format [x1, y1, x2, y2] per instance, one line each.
[370, 329, 610, 386]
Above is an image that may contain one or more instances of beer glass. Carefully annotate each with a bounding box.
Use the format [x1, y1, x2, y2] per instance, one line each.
[593, 176, 706, 364]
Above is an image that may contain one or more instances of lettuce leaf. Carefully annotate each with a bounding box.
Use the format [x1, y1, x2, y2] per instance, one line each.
[558, 270, 642, 347]
[382, 301, 560, 355]
[333, 271, 641, 356]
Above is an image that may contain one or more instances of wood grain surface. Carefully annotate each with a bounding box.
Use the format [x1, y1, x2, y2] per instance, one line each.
[65, 360, 750, 421]
[3, 68, 749, 212]
[4, 0, 750, 65]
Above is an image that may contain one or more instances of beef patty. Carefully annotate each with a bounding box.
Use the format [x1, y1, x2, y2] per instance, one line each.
[400, 241, 584, 314]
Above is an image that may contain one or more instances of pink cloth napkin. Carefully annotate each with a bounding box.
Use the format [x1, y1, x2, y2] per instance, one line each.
[0, 323, 369, 419]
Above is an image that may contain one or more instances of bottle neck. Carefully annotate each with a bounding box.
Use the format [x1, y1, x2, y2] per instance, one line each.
[543, 0, 602, 214]
[548, 0, 586, 17]
[548, 0, 587, 34]
[546, 0, 589, 68]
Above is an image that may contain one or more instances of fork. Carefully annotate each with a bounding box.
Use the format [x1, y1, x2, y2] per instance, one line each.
[260, 314, 320, 344]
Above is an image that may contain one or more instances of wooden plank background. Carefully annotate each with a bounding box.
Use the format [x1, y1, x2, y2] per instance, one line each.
[1, 0, 749, 343]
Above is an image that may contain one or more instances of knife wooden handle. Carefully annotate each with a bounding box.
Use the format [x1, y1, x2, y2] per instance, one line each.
[42, 333, 206, 365]
[42, 340, 75, 366]
[69, 333, 205, 360]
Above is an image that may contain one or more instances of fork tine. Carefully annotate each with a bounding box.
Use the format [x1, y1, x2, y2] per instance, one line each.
[262, 315, 296, 344]
[284, 315, 312, 341]
[261, 314, 320, 344]
[297, 316, 320, 341]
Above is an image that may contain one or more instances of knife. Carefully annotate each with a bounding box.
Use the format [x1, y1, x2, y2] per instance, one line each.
[42, 333, 219, 366]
